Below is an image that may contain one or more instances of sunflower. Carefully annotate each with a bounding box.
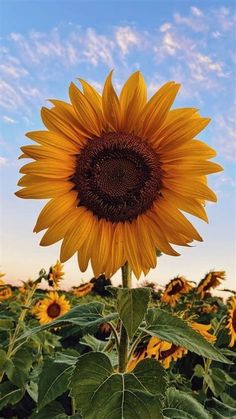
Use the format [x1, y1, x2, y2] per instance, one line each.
[19, 278, 35, 294]
[31, 299, 43, 316]
[0, 286, 12, 301]
[47, 260, 64, 288]
[16, 72, 222, 278]
[72, 282, 94, 297]
[190, 322, 216, 343]
[0, 272, 5, 285]
[196, 271, 225, 298]
[226, 297, 236, 348]
[36, 291, 70, 324]
[127, 337, 187, 371]
[161, 276, 192, 306]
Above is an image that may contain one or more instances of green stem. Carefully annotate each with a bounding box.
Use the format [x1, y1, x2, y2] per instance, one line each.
[118, 262, 132, 372]
[0, 280, 39, 383]
[71, 396, 76, 415]
[202, 315, 226, 393]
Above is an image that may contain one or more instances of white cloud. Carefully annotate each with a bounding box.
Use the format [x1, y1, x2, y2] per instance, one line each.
[115, 26, 140, 55]
[0, 156, 7, 167]
[82, 28, 114, 67]
[159, 22, 172, 32]
[191, 6, 203, 17]
[0, 63, 28, 78]
[2, 116, 17, 124]
[214, 107, 236, 162]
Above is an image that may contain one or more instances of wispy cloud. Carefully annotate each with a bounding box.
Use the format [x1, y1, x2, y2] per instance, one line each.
[2, 115, 17, 124]
[0, 156, 8, 167]
[214, 107, 236, 162]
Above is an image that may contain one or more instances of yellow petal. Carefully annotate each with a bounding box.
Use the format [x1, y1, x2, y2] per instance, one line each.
[40, 208, 79, 246]
[26, 130, 80, 153]
[160, 139, 217, 161]
[137, 82, 180, 139]
[163, 178, 217, 202]
[163, 160, 223, 177]
[19, 158, 75, 179]
[69, 82, 102, 136]
[60, 208, 94, 262]
[162, 189, 208, 223]
[15, 180, 74, 199]
[102, 71, 121, 132]
[136, 216, 157, 268]
[119, 71, 147, 131]
[123, 221, 142, 279]
[154, 199, 202, 242]
[77, 216, 98, 272]
[34, 190, 78, 232]
[107, 223, 126, 277]
[154, 116, 211, 151]
[41, 107, 85, 144]
[48, 100, 87, 140]
[78, 78, 106, 128]
[20, 145, 69, 160]
[143, 212, 180, 256]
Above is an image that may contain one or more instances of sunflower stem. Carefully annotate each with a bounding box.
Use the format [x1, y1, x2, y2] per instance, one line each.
[118, 262, 132, 372]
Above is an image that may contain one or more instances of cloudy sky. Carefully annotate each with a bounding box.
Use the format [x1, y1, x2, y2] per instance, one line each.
[0, 0, 235, 290]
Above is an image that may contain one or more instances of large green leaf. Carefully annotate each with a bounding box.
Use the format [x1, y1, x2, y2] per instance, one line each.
[117, 288, 151, 339]
[38, 357, 76, 410]
[70, 352, 167, 419]
[6, 346, 34, 387]
[0, 349, 8, 374]
[140, 308, 231, 364]
[0, 381, 25, 410]
[206, 397, 236, 418]
[16, 302, 118, 342]
[163, 387, 210, 419]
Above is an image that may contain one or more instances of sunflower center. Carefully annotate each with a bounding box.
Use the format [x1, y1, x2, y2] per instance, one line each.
[73, 132, 162, 222]
[167, 281, 183, 295]
[47, 302, 61, 318]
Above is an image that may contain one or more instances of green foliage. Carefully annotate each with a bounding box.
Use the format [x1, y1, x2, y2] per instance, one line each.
[117, 288, 151, 339]
[17, 302, 118, 342]
[140, 308, 231, 363]
[0, 381, 25, 410]
[38, 356, 76, 410]
[70, 352, 167, 419]
[163, 387, 210, 419]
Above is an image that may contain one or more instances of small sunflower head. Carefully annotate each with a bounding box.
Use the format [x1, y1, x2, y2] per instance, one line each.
[196, 271, 226, 298]
[161, 276, 192, 306]
[47, 260, 64, 288]
[72, 282, 94, 298]
[0, 286, 12, 301]
[36, 291, 70, 324]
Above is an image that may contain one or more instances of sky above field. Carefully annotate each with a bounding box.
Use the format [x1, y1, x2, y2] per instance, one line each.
[0, 0, 235, 291]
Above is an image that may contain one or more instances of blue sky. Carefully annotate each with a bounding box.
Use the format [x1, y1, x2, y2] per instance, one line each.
[0, 0, 235, 290]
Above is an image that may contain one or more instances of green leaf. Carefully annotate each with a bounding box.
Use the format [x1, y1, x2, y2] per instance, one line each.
[70, 352, 167, 419]
[0, 349, 8, 374]
[206, 397, 236, 418]
[206, 368, 236, 397]
[17, 302, 118, 342]
[26, 380, 38, 403]
[0, 381, 25, 409]
[193, 364, 205, 378]
[80, 334, 107, 352]
[0, 319, 13, 330]
[164, 387, 210, 419]
[117, 288, 151, 339]
[6, 346, 34, 387]
[140, 308, 232, 364]
[38, 357, 76, 410]
[30, 401, 67, 419]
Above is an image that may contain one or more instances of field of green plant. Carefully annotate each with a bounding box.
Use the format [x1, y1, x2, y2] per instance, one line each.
[0, 266, 235, 419]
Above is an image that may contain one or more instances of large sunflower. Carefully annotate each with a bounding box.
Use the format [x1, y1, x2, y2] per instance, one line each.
[196, 271, 225, 298]
[226, 297, 236, 348]
[16, 72, 222, 278]
[161, 276, 192, 306]
[36, 291, 70, 324]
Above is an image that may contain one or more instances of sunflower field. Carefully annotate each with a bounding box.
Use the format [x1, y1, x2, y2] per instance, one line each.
[0, 266, 235, 419]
